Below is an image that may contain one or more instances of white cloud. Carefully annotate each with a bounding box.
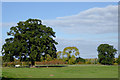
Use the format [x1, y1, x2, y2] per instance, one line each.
[43, 5, 118, 34]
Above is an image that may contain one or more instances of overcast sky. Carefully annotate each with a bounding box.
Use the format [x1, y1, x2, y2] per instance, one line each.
[1, 2, 118, 58]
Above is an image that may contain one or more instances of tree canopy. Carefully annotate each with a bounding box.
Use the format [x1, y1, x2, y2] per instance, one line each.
[2, 19, 58, 66]
[62, 47, 80, 64]
[97, 44, 117, 65]
[116, 54, 120, 65]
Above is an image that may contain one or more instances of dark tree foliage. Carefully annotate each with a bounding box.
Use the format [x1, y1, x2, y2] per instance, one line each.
[75, 57, 85, 63]
[97, 44, 117, 65]
[2, 19, 58, 66]
[116, 54, 120, 65]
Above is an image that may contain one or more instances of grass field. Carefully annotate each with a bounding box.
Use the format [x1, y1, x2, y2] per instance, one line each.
[2, 65, 118, 78]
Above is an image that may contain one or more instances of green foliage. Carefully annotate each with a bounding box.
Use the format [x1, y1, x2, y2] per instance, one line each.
[94, 58, 98, 64]
[85, 61, 91, 64]
[56, 51, 62, 59]
[116, 54, 120, 65]
[84, 59, 99, 64]
[40, 56, 44, 62]
[68, 55, 76, 64]
[21, 62, 31, 66]
[75, 57, 85, 63]
[63, 47, 80, 64]
[45, 54, 52, 61]
[2, 19, 58, 66]
[97, 44, 117, 65]
[114, 63, 118, 65]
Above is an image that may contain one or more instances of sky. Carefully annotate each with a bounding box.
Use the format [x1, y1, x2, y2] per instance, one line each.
[1, 2, 118, 58]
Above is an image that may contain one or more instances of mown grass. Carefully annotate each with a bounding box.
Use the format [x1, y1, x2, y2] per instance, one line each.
[2, 65, 118, 78]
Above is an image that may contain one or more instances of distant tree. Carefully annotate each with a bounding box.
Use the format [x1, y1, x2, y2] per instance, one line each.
[97, 44, 117, 65]
[2, 19, 58, 66]
[75, 57, 85, 63]
[56, 51, 62, 59]
[68, 55, 76, 64]
[116, 54, 120, 65]
[63, 47, 80, 64]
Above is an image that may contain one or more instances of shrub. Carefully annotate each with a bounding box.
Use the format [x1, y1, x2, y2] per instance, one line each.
[75, 57, 85, 64]
[85, 58, 98, 64]
[94, 58, 98, 64]
[114, 63, 118, 65]
[22, 62, 31, 66]
[2, 62, 7, 67]
[2, 62, 15, 67]
[2, 61, 32, 67]
[85, 61, 91, 64]
[14, 61, 21, 65]
[35, 59, 65, 65]
[85, 59, 91, 64]
[97, 62, 101, 64]
[77, 61, 84, 64]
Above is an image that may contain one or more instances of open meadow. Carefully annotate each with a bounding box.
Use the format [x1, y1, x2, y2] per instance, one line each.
[2, 65, 118, 78]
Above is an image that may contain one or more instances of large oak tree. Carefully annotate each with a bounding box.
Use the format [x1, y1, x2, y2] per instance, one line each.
[2, 19, 58, 66]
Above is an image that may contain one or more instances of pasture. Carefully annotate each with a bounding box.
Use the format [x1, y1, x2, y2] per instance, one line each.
[2, 65, 118, 78]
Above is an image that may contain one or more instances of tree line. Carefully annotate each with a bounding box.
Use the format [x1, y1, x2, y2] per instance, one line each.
[1, 19, 120, 66]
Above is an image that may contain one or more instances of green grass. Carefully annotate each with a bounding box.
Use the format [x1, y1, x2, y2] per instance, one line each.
[2, 65, 118, 78]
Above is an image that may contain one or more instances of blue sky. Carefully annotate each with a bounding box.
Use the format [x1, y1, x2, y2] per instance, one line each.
[2, 2, 117, 22]
[1, 2, 118, 58]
